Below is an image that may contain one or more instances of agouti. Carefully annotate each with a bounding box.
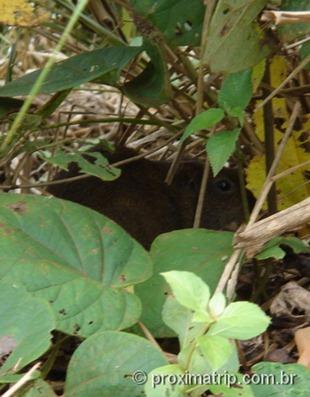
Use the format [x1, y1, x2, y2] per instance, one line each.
[48, 147, 253, 248]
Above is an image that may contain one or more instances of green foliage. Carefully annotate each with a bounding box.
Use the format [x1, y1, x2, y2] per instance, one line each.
[16, 379, 57, 397]
[0, 1, 308, 395]
[256, 236, 310, 260]
[40, 149, 121, 181]
[129, 0, 204, 45]
[208, 301, 270, 340]
[251, 362, 310, 396]
[135, 229, 233, 337]
[181, 108, 225, 140]
[197, 335, 233, 370]
[65, 331, 167, 397]
[161, 271, 211, 314]
[206, 128, 240, 176]
[162, 297, 207, 348]
[218, 69, 253, 117]
[0, 281, 55, 374]
[0, 46, 142, 97]
[210, 376, 254, 397]
[203, 0, 269, 72]
[143, 271, 270, 396]
[0, 193, 152, 337]
[144, 364, 187, 397]
[300, 41, 310, 70]
[163, 272, 270, 341]
[123, 41, 172, 106]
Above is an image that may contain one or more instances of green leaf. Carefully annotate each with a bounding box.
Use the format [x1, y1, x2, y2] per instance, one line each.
[300, 41, 310, 71]
[0, 46, 142, 97]
[65, 331, 167, 397]
[183, 343, 240, 378]
[218, 69, 253, 113]
[40, 150, 121, 181]
[203, 0, 269, 73]
[210, 374, 255, 397]
[16, 379, 57, 397]
[124, 42, 172, 106]
[0, 373, 36, 385]
[256, 245, 286, 260]
[197, 334, 233, 370]
[0, 193, 152, 337]
[135, 229, 233, 337]
[192, 309, 212, 323]
[206, 128, 240, 176]
[161, 271, 210, 312]
[130, 0, 204, 46]
[181, 108, 225, 140]
[145, 364, 187, 397]
[251, 362, 310, 397]
[162, 297, 207, 348]
[227, 107, 245, 126]
[256, 237, 310, 260]
[0, 281, 55, 374]
[208, 292, 226, 318]
[208, 302, 270, 340]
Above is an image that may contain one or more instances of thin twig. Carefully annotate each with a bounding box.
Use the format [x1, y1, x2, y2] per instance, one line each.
[257, 55, 310, 110]
[2, 362, 40, 397]
[193, 158, 210, 228]
[247, 101, 301, 226]
[272, 159, 310, 182]
[1, 131, 183, 190]
[261, 10, 310, 25]
[215, 101, 302, 298]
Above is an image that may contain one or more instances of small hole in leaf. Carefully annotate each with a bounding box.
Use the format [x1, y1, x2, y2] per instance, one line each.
[184, 21, 192, 31]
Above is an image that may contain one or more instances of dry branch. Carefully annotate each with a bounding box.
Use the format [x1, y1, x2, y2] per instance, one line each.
[234, 197, 310, 257]
[261, 11, 310, 25]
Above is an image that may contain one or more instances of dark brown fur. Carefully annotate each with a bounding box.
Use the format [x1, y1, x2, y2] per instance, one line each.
[48, 148, 253, 248]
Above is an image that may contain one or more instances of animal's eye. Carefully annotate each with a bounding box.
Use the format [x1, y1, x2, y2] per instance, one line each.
[215, 179, 233, 192]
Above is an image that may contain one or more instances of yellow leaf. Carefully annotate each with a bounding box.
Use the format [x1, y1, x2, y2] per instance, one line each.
[247, 120, 310, 210]
[270, 56, 289, 119]
[0, 0, 48, 27]
[252, 59, 266, 94]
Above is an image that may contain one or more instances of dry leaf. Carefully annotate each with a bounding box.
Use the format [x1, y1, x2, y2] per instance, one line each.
[270, 281, 310, 320]
[295, 327, 310, 369]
